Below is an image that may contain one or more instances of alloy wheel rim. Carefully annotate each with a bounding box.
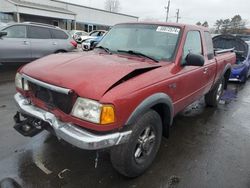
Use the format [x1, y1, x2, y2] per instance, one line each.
[134, 126, 156, 164]
[216, 82, 223, 101]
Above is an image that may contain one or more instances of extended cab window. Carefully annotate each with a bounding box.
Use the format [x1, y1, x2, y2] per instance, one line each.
[28, 26, 51, 39]
[3, 25, 26, 38]
[204, 32, 214, 60]
[183, 31, 202, 62]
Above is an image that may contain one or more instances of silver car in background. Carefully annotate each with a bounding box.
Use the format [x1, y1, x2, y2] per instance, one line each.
[0, 22, 77, 65]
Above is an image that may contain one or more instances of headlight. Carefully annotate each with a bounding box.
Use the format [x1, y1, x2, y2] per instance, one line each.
[15, 73, 22, 89]
[15, 73, 29, 91]
[71, 97, 115, 125]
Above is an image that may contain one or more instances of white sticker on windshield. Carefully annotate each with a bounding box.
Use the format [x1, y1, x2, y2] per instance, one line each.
[156, 26, 180, 34]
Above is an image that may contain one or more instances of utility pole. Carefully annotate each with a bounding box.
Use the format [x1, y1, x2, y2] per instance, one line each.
[176, 9, 180, 23]
[165, 0, 170, 22]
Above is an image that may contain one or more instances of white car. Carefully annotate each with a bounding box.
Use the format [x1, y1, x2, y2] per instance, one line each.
[68, 30, 88, 41]
[75, 30, 106, 43]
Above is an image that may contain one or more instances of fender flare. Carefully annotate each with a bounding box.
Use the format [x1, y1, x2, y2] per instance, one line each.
[125, 93, 174, 135]
[222, 63, 232, 89]
[222, 63, 232, 77]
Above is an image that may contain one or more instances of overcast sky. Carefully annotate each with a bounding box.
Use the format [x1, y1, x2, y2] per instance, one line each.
[68, 0, 249, 27]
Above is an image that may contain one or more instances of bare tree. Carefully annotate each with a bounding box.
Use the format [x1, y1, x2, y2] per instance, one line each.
[196, 21, 202, 26]
[214, 19, 224, 34]
[105, 0, 120, 12]
[202, 21, 209, 27]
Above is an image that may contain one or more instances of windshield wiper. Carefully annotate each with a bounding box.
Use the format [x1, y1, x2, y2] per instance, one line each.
[117, 50, 159, 63]
[95, 46, 112, 54]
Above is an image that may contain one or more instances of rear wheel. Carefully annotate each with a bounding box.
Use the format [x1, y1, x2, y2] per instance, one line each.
[110, 110, 162, 178]
[205, 77, 225, 107]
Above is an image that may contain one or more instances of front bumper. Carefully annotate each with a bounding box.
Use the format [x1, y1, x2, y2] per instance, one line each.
[14, 93, 132, 150]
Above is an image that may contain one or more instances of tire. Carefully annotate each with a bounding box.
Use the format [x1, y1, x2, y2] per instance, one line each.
[205, 77, 225, 107]
[110, 110, 162, 178]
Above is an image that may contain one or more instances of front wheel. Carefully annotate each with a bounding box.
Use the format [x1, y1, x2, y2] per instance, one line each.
[110, 110, 162, 178]
[205, 77, 225, 107]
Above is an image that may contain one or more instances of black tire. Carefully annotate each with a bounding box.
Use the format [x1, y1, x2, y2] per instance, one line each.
[205, 77, 225, 107]
[110, 110, 162, 178]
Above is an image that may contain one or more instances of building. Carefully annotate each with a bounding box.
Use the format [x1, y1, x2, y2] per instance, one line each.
[0, 0, 138, 31]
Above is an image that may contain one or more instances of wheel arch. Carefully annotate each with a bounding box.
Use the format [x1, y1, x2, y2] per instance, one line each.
[222, 64, 232, 89]
[54, 49, 67, 53]
[125, 93, 174, 138]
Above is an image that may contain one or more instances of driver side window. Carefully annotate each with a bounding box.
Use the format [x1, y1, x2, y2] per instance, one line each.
[3, 25, 26, 38]
[182, 31, 202, 63]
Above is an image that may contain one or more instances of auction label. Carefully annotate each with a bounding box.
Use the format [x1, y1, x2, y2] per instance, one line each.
[156, 26, 180, 34]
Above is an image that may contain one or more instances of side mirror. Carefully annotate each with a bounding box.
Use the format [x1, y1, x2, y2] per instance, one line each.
[183, 53, 205, 66]
[0, 31, 7, 38]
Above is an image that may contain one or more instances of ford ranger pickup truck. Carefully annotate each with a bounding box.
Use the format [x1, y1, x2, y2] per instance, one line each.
[13, 22, 236, 177]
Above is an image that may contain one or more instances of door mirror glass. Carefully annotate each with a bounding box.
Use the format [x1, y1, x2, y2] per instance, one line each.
[184, 53, 205, 66]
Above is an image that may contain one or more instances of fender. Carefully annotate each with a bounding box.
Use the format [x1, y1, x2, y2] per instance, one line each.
[125, 93, 174, 136]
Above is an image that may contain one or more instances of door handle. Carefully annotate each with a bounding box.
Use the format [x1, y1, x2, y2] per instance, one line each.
[203, 68, 208, 74]
[23, 41, 29, 45]
[52, 42, 57, 45]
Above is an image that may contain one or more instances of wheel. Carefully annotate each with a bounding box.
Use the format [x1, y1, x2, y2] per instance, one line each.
[110, 110, 162, 178]
[205, 77, 225, 107]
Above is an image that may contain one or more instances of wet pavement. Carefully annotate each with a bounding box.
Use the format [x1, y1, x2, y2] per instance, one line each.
[0, 67, 250, 188]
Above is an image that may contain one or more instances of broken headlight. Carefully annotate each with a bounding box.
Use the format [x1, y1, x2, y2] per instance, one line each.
[15, 73, 29, 91]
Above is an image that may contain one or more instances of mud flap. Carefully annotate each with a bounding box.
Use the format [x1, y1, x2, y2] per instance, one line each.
[13, 112, 44, 137]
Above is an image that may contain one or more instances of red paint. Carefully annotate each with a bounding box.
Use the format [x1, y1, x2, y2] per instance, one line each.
[18, 23, 236, 132]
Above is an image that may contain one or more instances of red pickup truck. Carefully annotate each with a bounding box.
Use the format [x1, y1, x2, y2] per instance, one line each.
[13, 22, 236, 177]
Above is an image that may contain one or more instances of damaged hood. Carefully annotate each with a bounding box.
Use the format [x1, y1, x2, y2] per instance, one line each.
[21, 52, 160, 100]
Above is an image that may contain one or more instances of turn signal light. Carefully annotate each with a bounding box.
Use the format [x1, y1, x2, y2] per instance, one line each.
[100, 105, 115, 125]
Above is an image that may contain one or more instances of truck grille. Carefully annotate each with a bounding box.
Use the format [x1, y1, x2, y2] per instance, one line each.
[29, 82, 73, 114]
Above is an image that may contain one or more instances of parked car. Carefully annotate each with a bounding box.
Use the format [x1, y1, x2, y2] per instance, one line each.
[0, 22, 77, 65]
[213, 34, 250, 83]
[13, 22, 236, 177]
[75, 30, 106, 44]
[81, 35, 105, 51]
[68, 30, 88, 41]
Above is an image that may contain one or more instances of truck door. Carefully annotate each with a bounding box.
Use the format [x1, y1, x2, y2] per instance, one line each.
[0, 25, 31, 63]
[174, 30, 208, 112]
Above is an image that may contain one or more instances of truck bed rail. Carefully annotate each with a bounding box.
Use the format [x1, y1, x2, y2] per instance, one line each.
[215, 48, 235, 55]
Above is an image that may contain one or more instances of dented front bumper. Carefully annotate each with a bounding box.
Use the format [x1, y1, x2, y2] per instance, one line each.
[14, 93, 132, 150]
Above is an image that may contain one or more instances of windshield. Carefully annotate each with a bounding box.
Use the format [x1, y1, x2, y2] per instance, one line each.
[97, 24, 181, 61]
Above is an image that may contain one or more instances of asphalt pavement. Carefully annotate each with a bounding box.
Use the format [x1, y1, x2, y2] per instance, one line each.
[0, 66, 250, 188]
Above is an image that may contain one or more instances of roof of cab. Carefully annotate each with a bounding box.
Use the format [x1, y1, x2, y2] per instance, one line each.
[114, 21, 210, 32]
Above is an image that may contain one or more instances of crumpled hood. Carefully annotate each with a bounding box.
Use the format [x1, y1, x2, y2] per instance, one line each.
[21, 52, 160, 100]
